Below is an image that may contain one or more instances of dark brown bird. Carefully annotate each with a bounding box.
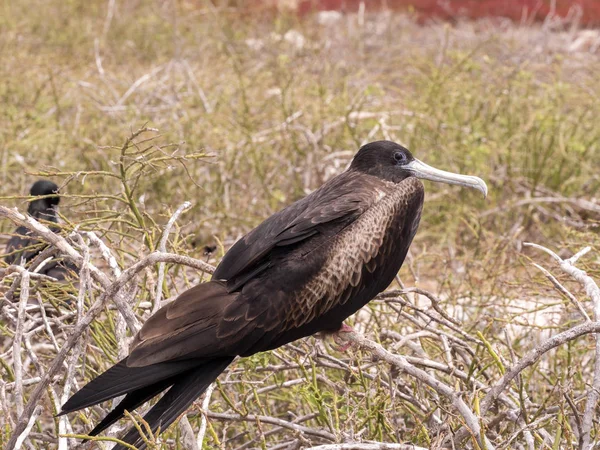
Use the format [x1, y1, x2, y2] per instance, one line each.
[60, 141, 487, 449]
[4, 180, 73, 280]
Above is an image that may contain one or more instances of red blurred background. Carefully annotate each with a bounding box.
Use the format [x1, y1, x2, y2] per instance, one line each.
[252, 0, 600, 26]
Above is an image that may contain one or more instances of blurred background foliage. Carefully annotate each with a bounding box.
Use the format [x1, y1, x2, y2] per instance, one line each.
[1, 0, 599, 246]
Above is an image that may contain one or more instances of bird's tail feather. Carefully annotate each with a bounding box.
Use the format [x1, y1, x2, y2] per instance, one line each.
[87, 377, 174, 437]
[113, 357, 233, 450]
[60, 357, 200, 415]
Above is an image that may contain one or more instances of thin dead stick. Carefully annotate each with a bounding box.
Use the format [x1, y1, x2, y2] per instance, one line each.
[1, 268, 58, 283]
[37, 292, 60, 352]
[530, 262, 591, 321]
[2, 376, 64, 390]
[13, 405, 42, 450]
[400, 287, 461, 326]
[234, 377, 306, 409]
[502, 329, 536, 450]
[58, 235, 90, 450]
[178, 416, 200, 450]
[378, 291, 476, 343]
[339, 329, 494, 450]
[116, 66, 164, 106]
[75, 231, 128, 361]
[12, 269, 30, 418]
[500, 413, 556, 450]
[102, 0, 116, 38]
[154, 201, 191, 314]
[73, 234, 90, 324]
[83, 231, 131, 360]
[231, 414, 321, 450]
[196, 383, 216, 449]
[182, 60, 213, 113]
[83, 231, 122, 277]
[206, 412, 336, 442]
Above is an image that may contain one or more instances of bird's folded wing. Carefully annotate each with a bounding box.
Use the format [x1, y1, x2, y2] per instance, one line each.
[127, 281, 238, 366]
[214, 172, 378, 286]
[127, 281, 297, 366]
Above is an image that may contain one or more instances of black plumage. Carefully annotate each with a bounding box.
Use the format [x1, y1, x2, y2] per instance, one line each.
[61, 141, 487, 449]
[4, 180, 74, 280]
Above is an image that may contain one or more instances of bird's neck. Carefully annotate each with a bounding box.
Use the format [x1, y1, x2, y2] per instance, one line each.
[28, 201, 58, 222]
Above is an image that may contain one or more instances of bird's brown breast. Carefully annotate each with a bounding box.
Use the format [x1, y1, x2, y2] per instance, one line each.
[284, 177, 424, 329]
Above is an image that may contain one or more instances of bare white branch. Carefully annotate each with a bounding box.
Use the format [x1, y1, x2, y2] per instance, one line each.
[207, 412, 336, 441]
[12, 269, 30, 418]
[13, 405, 42, 450]
[154, 201, 192, 314]
[196, 382, 216, 449]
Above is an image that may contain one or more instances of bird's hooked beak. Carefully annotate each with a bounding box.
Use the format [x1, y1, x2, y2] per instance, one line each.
[405, 159, 488, 198]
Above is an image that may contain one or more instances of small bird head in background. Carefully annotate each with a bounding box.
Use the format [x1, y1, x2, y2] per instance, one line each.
[28, 180, 61, 220]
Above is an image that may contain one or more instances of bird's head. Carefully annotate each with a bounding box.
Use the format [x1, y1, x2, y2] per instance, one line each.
[350, 140, 487, 197]
[30, 180, 60, 204]
[28, 180, 60, 217]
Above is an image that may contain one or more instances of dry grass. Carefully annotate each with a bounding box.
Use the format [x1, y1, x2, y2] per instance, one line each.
[1, 1, 600, 449]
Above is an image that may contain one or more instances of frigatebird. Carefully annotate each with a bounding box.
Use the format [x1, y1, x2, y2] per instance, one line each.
[61, 141, 487, 449]
[4, 180, 73, 280]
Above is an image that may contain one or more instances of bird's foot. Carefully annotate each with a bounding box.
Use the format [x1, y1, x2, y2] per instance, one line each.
[332, 323, 355, 352]
[339, 323, 354, 333]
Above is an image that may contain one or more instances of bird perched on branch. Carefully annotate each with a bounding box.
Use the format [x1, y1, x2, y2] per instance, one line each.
[61, 141, 487, 449]
[4, 180, 74, 280]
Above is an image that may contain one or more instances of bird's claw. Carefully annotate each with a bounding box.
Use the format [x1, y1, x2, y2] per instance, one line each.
[332, 323, 355, 352]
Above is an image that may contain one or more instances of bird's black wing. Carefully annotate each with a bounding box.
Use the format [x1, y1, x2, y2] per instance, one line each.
[126, 281, 240, 366]
[214, 171, 377, 289]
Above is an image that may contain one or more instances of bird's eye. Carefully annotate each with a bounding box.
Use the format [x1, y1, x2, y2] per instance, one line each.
[394, 152, 407, 164]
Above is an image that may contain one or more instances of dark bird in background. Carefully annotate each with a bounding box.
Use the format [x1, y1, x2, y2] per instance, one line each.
[61, 141, 487, 449]
[4, 180, 73, 280]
